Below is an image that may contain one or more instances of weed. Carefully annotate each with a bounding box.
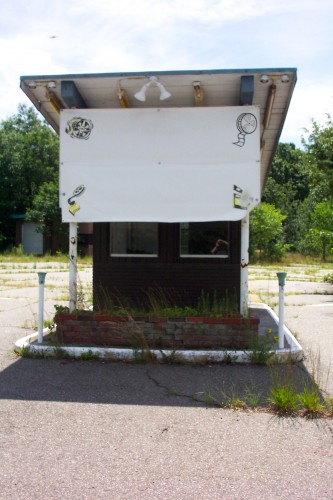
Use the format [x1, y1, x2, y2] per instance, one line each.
[323, 397, 333, 416]
[201, 384, 247, 409]
[129, 323, 155, 364]
[54, 304, 69, 314]
[197, 289, 239, 317]
[21, 317, 38, 331]
[53, 346, 71, 359]
[298, 386, 324, 416]
[159, 349, 179, 364]
[15, 345, 32, 358]
[247, 332, 275, 365]
[323, 272, 333, 284]
[267, 383, 300, 415]
[244, 383, 262, 408]
[222, 350, 238, 364]
[95, 285, 240, 318]
[167, 389, 182, 397]
[15, 345, 52, 359]
[43, 319, 56, 332]
[80, 349, 101, 361]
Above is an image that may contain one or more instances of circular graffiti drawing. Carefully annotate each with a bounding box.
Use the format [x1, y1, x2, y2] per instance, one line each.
[236, 113, 257, 135]
[233, 113, 257, 147]
[65, 117, 94, 140]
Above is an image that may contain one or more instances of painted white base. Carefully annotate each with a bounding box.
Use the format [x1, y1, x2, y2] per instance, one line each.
[14, 304, 303, 364]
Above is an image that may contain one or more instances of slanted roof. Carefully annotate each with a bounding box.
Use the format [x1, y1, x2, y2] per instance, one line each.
[20, 68, 296, 191]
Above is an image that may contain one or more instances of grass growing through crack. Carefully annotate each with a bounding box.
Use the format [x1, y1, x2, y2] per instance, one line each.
[200, 382, 261, 410]
[298, 386, 324, 415]
[267, 383, 300, 415]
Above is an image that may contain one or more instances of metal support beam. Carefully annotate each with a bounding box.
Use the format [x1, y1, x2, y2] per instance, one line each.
[61, 81, 87, 108]
[240, 213, 249, 317]
[69, 222, 78, 312]
[240, 75, 254, 105]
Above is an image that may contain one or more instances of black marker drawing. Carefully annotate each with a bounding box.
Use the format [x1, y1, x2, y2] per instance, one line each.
[233, 113, 257, 147]
[68, 184, 86, 215]
[65, 117, 93, 140]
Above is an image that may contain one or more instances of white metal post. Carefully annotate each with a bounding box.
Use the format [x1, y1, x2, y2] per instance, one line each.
[277, 272, 287, 349]
[69, 222, 78, 313]
[240, 213, 249, 317]
[37, 272, 47, 343]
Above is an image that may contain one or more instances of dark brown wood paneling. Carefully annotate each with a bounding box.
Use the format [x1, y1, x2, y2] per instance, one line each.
[93, 221, 241, 310]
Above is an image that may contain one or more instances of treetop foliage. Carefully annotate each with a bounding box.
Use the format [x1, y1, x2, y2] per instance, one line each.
[0, 104, 60, 250]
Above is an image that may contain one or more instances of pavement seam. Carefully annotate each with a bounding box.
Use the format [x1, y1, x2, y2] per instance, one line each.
[145, 367, 203, 406]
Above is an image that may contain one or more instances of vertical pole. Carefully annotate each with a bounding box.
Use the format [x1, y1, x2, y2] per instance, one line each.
[69, 222, 78, 313]
[277, 272, 287, 349]
[240, 213, 249, 317]
[38, 272, 47, 344]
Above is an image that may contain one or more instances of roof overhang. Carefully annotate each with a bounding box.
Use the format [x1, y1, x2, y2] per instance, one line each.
[20, 68, 297, 192]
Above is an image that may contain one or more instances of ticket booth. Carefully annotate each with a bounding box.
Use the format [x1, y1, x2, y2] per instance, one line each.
[20, 68, 297, 314]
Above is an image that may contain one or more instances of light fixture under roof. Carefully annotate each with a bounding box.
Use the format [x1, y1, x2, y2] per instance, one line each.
[260, 74, 270, 84]
[134, 76, 171, 102]
[28, 81, 37, 89]
[47, 81, 56, 89]
[260, 74, 290, 84]
[281, 74, 290, 83]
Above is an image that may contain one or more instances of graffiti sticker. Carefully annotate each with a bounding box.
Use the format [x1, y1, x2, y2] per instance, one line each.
[68, 184, 86, 216]
[65, 117, 94, 140]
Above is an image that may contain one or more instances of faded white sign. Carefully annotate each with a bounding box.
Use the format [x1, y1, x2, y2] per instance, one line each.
[60, 106, 260, 222]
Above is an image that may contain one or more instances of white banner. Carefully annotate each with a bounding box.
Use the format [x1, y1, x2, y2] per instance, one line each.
[60, 107, 260, 222]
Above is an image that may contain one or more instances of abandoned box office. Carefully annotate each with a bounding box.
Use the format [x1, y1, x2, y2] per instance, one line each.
[20, 68, 296, 314]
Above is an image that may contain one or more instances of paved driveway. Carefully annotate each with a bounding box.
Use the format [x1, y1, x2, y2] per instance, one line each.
[0, 263, 332, 499]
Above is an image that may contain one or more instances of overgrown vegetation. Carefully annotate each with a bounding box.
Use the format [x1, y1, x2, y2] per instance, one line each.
[0, 105, 65, 253]
[93, 287, 240, 318]
[250, 120, 333, 262]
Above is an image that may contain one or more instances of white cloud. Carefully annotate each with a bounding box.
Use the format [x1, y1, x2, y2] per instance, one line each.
[0, 0, 332, 142]
[280, 81, 333, 146]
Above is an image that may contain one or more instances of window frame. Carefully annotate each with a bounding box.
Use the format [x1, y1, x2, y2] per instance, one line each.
[179, 221, 231, 259]
[109, 222, 159, 258]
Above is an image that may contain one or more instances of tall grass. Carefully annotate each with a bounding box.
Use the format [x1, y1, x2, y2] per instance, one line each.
[0, 248, 92, 265]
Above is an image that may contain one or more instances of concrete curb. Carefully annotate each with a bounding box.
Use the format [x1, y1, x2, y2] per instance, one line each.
[14, 304, 303, 363]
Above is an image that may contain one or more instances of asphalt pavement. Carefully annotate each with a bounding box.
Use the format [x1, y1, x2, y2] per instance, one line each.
[0, 264, 332, 499]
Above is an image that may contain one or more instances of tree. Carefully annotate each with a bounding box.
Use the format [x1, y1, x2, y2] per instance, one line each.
[0, 104, 60, 250]
[249, 202, 288, 260]
[26, 181, 67, 252]
[302, 115, 333, 200]
[262, 143, 309, 250]
[305, 202, 333, 260]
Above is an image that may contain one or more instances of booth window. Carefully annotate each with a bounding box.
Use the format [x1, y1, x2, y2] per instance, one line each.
[110, 223, 158, 257]
[180, 222, 230, 258]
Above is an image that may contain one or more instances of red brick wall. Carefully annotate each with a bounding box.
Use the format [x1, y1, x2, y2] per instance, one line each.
[55, 313, 259, 350]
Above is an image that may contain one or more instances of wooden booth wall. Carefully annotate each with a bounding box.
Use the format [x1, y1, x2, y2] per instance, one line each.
[93, 222, 242, 310]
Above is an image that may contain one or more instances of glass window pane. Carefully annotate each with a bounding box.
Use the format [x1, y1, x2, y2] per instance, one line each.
[110, 223, 158, 256]
[180, 222, 229, 257]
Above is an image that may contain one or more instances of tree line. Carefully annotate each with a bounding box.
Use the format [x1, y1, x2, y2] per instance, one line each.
[0, 104, 332, 259]
[250, 116, 333, 261]
[0, 104, 62, 252]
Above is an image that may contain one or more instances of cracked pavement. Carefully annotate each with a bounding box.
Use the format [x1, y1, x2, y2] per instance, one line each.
[0, 263, 333, 499]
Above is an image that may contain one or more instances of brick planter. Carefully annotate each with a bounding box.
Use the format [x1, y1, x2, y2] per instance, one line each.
[55, 313, 260, 350]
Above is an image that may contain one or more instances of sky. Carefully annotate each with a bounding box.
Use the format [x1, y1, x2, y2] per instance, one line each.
[0, 0, 332, 147]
